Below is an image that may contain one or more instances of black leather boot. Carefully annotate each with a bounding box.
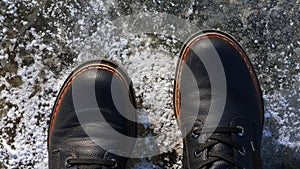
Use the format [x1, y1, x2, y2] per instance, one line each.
[48, 60, 137, 169]
[174, 30, 264, 169]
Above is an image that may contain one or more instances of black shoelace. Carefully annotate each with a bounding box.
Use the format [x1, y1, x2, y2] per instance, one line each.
[192, 126, 245, 168]
[66, 158, 117, 168]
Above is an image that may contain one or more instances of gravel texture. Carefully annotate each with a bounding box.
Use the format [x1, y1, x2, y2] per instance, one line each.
[0, 0, 299, 168]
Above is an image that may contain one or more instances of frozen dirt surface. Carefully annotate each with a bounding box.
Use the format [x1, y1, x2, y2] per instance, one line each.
[0, 0, 300, 168]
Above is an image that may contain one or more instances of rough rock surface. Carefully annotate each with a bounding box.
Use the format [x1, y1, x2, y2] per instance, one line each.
[0, 0, 299, 168]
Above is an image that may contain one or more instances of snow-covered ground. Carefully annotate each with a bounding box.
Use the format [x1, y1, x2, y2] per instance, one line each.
[0, 0, 299, 168]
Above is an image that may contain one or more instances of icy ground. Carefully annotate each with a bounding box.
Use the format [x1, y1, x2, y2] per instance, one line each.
[0, 0, 300, 168]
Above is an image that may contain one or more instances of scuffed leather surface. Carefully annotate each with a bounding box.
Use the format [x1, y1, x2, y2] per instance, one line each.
[178, 31, 264, 169]
[48, 60, 137, 169]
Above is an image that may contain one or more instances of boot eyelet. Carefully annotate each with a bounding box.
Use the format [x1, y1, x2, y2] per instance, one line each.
[194, 148, 202, 158]
[236, 125, 245, 136]
[238, 146, 246, 156]
[111, 158, 118, 168]
[65, 158, 74, 168]
[66, 163, 72, 168]
[192, 127, 200, 139]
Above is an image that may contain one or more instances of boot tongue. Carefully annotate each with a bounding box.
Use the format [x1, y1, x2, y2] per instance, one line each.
[207, 133, 233, 169]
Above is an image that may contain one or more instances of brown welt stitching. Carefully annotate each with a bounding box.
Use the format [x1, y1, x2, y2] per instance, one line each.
[48, 64, 128, 141]
[175, 32, 264, 122]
